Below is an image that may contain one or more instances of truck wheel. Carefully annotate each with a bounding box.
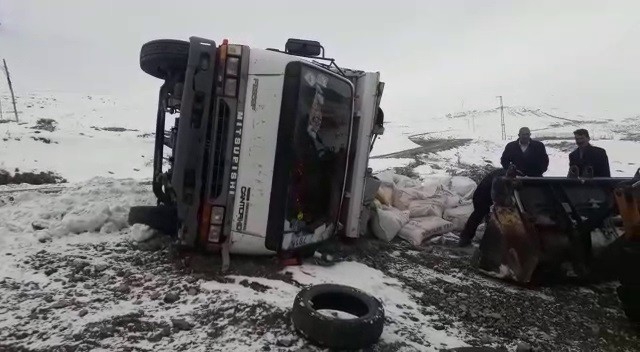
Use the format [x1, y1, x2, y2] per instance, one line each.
[443, 348, 509, 352]
[617, 285, 640, 322]
[140, 39, 189, 80]
[291, 284, 384, 350]
[128, 205, 177, 236]
[617, 239, 640, 323]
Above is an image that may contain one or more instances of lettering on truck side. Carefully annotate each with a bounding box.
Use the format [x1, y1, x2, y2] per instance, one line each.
[229, 111, 244, 196]
[290, 233, 311, 248]
[235, 186, 251, 231]
[250, 78, 259, 111]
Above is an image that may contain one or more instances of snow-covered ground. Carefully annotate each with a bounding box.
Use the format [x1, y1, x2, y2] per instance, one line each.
[371, 106, 640, 177]
[3, 178, 636, 351]
[0, 93, 157, 182]
[0, 179, 472, 351]
[2, 93, 638, 180]
[1, 92, 639, 351]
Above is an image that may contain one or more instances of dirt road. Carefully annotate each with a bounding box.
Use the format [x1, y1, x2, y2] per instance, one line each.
[371, 138, 472, 159]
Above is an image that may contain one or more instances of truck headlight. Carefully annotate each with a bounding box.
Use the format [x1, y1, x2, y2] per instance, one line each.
[210, 206, 225, 225]
[224, 78, 238, 97]
[226, 57, 240, 77]
[208, 225, 222, 242]
[227, 44, 242, 56]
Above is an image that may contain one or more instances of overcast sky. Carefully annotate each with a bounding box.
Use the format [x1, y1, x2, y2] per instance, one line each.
[1, 0, 639, 120]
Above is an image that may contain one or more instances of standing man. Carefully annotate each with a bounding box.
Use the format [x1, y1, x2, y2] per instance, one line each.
[500, 127, 549, 177]
[568, 129, 611, 177]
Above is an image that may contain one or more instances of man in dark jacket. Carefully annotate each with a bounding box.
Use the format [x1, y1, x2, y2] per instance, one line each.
[568, 129, 611, 177]
[458, 167, 508, 247]
[500, 127, 549, 177]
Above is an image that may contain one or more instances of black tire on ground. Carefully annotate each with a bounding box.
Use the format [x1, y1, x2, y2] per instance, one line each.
[443, 348, 509, 352]
[617, 238, 640, 323]
[139, 39, 190, 80]
[291, 284, 385, 350]
[619, 240, 640, 286]
[617, 285, 640, 322]
[128, 205, 177, 236]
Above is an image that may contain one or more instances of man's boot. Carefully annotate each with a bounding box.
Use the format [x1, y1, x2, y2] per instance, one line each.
[458, 235, 473, 247]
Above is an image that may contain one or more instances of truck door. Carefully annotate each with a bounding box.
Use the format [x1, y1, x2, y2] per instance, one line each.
[265, 61, 354, 254]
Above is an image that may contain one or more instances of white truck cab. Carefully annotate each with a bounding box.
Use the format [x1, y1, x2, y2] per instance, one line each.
[132, 37, 384, 265]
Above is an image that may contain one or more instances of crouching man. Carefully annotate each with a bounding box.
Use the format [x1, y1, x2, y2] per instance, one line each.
[458, 167, 508, 247]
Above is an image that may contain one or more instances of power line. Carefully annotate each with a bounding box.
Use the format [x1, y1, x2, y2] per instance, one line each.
[2, 59, 19, 122]
[497, 95, 505, 140]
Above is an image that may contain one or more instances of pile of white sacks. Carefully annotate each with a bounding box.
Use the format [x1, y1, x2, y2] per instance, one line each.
[370, 171, 477, 246]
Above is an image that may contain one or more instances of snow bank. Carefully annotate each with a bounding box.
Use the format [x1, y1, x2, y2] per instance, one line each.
[0, 178, 155, 248]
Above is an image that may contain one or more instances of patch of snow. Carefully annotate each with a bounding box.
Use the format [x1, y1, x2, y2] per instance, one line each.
[369, 158, 415, 173]
[127, 223, 157, 243]
[202, 275, 300, 309]
[316, 309, 359, 319]
[284, 261, 469, 350]
[371, 122, 421, 157]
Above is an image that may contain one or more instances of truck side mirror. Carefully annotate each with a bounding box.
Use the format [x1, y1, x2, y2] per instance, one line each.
[375, 107, 384, 127]
[371, 107, 385, 136]
[285, 38, 323, 57]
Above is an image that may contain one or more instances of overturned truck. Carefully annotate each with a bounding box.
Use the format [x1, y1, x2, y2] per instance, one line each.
[475, 172, 640, 322]
[129, 37, 384, 268]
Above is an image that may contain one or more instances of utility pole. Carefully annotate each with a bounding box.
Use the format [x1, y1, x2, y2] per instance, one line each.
[497, 95, 505, 140]
[3, 59, 19, 122]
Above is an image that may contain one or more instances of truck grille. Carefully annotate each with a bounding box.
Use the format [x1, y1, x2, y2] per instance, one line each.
[210, 99, 231, 198]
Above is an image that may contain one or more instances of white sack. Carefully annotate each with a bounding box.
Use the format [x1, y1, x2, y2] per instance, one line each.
[450, 176, 477, 200]
[443, 204, 475, 231]
[397, 221, 426, 246]
[392, 187, 425, 210]
[376, 181, 395, 206]
[394, 174, 421, 188]
[422, 175, 453, 190]
[375, 170, 396, 184]
[428, 232, 461, 246]
[371, 206, 410, 242]
[439, 188, 473, 209]
[414, 216, 455, 237]
[398, 216, 454, 246]
[444, 192, 461, 208]
[409, 197, 446, 218]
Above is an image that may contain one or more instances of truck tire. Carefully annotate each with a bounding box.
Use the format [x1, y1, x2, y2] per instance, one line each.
[128, 205, 177, 236]
[617, 285, 640, 322]
[291, 284, 384, 350]
[140, 39, 189, 80]
[617, 239, 640, 323]
[444, 348, 509, 352]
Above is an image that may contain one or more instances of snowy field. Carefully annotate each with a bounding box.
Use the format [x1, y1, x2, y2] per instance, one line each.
[1, 93, 157, 182]
[2, 93, 638, 181]
[1, 93, 639, 351]
[370, 106, 640, 178]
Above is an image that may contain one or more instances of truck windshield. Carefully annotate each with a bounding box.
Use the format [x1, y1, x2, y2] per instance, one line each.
[286, 66, 353, 234]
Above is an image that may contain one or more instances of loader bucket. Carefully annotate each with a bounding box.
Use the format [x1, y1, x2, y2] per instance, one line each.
[476, 176, 634, 284]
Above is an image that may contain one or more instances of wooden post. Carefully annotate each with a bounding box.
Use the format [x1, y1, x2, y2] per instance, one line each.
[3, 59, 18, 122]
